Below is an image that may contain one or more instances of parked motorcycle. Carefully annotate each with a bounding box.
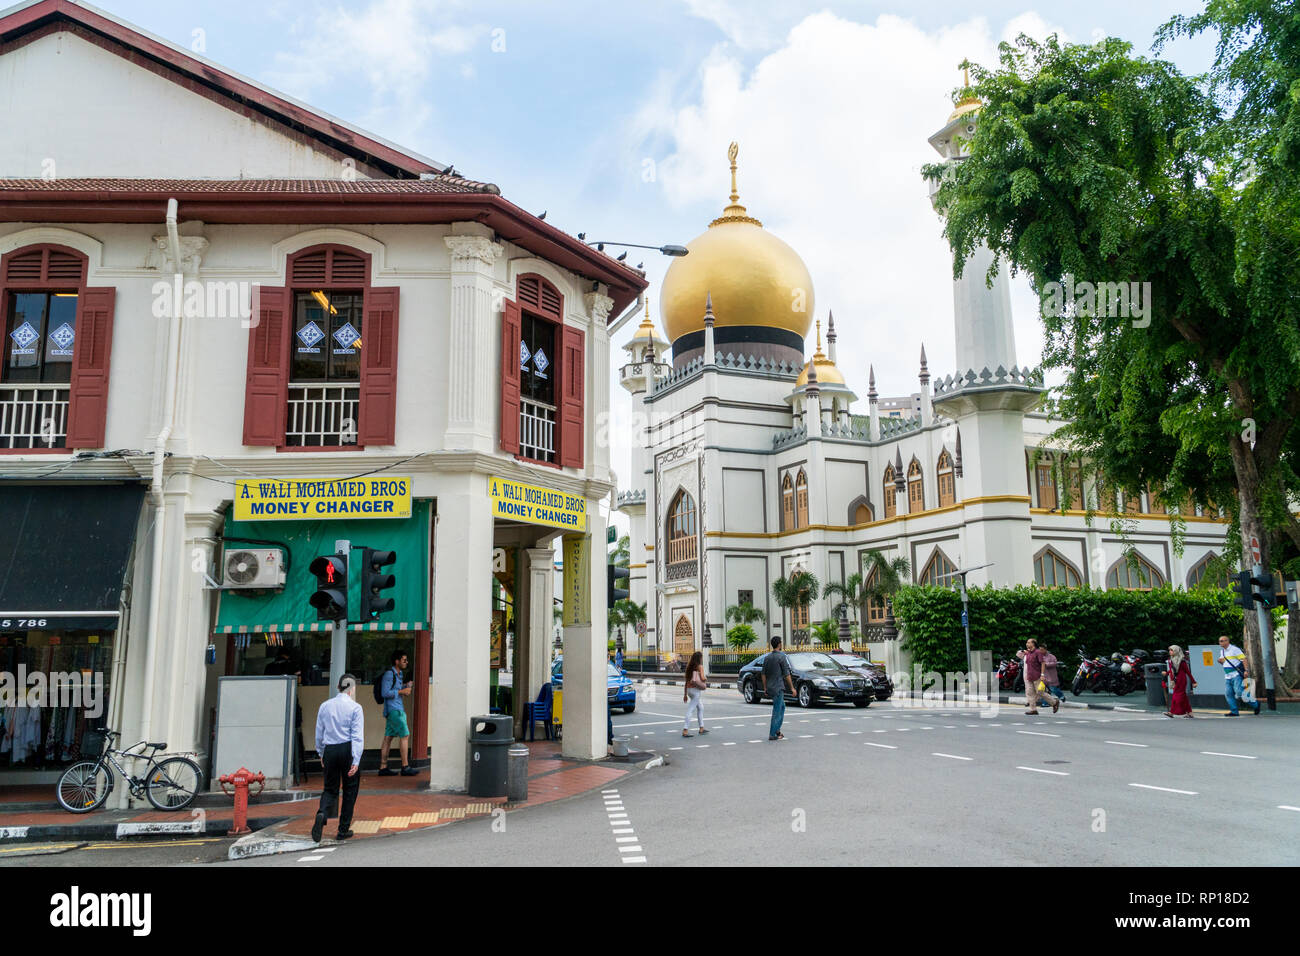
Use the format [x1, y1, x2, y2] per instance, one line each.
[1071, 648, 1107, 695]
[997, 658, 1024, 692]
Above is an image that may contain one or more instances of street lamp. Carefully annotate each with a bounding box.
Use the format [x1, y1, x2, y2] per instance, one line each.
[938, 562, 994, 689]
[586, 240, 689, 257]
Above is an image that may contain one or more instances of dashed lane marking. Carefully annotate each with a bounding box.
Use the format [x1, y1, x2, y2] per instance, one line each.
[1130, 783, 1197, 795]
[1200, 752, 1256, 760]
[1279, 806, 1300, 812]
[1105, 741, 1147, 748]
[1017, 731, 1061, 737]
[1017, 766, 1069, 776]
[932, 753, 973, 761]
[864, 742, 897, 749]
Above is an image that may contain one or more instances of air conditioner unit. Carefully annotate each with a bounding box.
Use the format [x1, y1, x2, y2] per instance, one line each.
[222, 548, 287, 590]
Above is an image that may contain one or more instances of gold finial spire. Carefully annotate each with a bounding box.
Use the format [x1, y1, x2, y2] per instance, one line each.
[711, 141, 762, 227]
[816, 319, 822, 352]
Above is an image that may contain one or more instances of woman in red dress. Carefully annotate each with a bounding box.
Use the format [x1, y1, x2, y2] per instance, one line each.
[1164, 645, 1196, 718]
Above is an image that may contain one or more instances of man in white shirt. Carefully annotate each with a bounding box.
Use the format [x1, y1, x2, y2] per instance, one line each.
[1217, 634, 1260, 716]
[313, 674, 365, 842]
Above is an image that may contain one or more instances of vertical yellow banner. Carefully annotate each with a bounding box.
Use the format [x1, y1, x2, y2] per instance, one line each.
[562, 533, 591, 627]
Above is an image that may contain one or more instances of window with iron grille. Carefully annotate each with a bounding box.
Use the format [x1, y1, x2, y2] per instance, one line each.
[286, 290, 362, 447]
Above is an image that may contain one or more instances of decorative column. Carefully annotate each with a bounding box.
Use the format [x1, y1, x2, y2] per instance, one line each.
[584, 289, 614, 483]
[525, 547, 555, 704]
[150, 233, 207, 452]
[919, 344, 933, 427]
[444, 233, 503, 454]
[868, 365, 880, 442]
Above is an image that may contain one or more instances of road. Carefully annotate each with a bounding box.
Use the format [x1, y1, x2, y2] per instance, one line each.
[6, 688, 1296, 867]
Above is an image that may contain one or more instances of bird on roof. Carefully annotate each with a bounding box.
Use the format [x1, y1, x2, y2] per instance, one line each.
[636, 262, 644, 269]
[538, 210, 547, 220]
[578, 232, 586, 240]
[616, 251, 628, 261]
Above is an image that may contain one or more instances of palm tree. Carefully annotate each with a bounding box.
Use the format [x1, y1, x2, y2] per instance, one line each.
[610, 534, 630, 568]
[823, 571, 864, 624]
[725, 601, 767, 627]
[771, 569, 819, 645]
[860, 549, 910, 638]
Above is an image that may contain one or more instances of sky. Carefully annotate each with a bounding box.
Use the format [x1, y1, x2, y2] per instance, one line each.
[91, 0, 1220, 538]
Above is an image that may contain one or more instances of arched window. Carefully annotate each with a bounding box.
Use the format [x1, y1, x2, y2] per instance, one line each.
[1186, 552, 1228, 589]
[795, 470, 809, 528]
[937, 450, 956, 508]
[854, 502, 872, 525]
[1066, 464, 1085, 511]
[665, 489, 698, 574]
[1035, 458, 1057, 510]
[1106, 553, 1165, 590]
[863, 566, 887, 623]
[918, 548, 957, 587]
[781, 473, 795, 531]
[1147, 484, 1167, 515]
[882, 464, 897, 519]
[907, 458, 924, 512]
[1124, 489, 1143, 515]
[1034, 546, 1082, 588]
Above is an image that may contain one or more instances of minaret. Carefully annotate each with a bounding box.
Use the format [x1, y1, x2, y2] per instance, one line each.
[703, 292, 716, 367]
[928, 69, 1017, 379]
[804, 354, 822, 439]
[868, 365, 879, 441]
[918, 343, 933, 426]
[893, 446, 906, 514]
[927, 67, 1042, 588]
[826, 311, 838, 364]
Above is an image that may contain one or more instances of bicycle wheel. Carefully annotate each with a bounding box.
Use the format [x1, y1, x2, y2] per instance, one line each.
[57, 760, 113, 813]
[145, 756, 203, 811]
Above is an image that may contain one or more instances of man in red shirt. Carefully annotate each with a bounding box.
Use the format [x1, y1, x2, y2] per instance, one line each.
[1017, 639, 1046, 715]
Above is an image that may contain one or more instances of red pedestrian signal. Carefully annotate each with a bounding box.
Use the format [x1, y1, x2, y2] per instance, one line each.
[308, 554, 348, 620]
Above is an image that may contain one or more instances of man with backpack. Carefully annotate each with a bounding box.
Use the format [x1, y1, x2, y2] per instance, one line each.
[377, 650, 417, 775]
[1217, 634, 1260, 716]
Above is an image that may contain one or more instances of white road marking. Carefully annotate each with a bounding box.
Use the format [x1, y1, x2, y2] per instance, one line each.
[748, 739, 762, 743]
[873, 729, 889, 733]
[723, 742, 737, 746]
[943, 725, 957, 728]
[1130, 783, 1197, 795]
[849, 731, 863, 735]
[612, 828, 634, 834]
[1017, 766, 1069, 776]
[669, 747, 683, 751]
[316, 847, 337, 852]
[1105, 741, 1147, 748]
[618, 845, 643, 853]
[933, 753, 973, 761]
[601, 789, 618, 794]
[864, 742, 897, 749]
[798, 734, 814, 738]
[298, 855, 324, 862]
[1017, 731, 1061, 738]
[1200, 752, 1256, 760]
[616, 836, 639, 843]
[824, 733, 839, 736]
[1278, 806, 1300, 812]
[617, 715, 768, 728]
[695, 744, 710, 749]
[623, 856, 647, 864]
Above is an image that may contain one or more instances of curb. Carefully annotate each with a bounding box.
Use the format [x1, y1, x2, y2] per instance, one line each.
[0, 814, 290, 844]
[634, 677, 738, 690]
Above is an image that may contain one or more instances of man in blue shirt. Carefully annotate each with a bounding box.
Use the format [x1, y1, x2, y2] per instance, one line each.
[312, 674, 364, 842]
[379, 651, 417, 776]
[761, 638, 795, 740]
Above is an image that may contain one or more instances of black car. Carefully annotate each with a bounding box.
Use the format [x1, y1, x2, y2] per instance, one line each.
[737, 651, 872, 708]
[829, 653, 894, 701]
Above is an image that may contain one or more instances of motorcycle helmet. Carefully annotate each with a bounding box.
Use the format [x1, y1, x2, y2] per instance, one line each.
[1111, 652, 1123, 662]
[1120, 662, 1133, 674]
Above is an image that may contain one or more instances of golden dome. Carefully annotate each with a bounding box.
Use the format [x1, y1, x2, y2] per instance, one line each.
[629, 297, 660, 341]
[660, 142, 814, 343]
[947, 66, 982, 123]
[795, 320, 846, 386]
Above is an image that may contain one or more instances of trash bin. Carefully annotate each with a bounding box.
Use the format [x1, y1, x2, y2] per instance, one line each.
[506, 744, 529, 801]
[1144, 663, 1166, 707]
[468, 716, 513, 797]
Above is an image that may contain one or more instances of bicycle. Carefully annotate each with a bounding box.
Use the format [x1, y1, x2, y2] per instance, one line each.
[56, 731, 204, 813]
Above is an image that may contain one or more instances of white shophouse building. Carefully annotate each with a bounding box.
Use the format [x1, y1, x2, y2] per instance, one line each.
[0, 0, 645, 792]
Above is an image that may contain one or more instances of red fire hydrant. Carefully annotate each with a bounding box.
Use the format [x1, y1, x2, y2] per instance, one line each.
[218, 767, 265, 836]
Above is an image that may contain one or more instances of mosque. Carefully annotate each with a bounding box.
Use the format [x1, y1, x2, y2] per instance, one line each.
[616, 89, 1232, 668]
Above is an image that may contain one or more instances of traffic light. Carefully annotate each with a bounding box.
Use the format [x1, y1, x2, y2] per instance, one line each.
[360, 547, 396, 619]
[308, 553, 348, 620]
[607, 563, 629, 607]
[1231, 570, 1254, 611]
[1250, 571, 1276, 609]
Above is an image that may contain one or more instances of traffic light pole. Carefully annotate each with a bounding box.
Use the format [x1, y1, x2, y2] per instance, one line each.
[329, 539, 350, 692]
[1252, 561, 1277, 710]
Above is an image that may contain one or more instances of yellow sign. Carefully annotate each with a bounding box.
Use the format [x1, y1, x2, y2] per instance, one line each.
[234, 477, 411, 521]
[489, 477, 587, 531]
[562, 533, 590, 626]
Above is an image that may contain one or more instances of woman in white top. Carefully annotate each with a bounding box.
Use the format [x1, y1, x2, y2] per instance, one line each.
[682, 651, 708, 737]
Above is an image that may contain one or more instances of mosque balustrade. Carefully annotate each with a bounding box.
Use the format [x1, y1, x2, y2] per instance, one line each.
[616, 489, 647, 507]
[931, 365, 1045, 397]
[878, 416, 924, 440]
[772, 423, 808, 449]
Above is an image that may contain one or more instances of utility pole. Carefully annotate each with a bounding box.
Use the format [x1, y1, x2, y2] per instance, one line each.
[940, 562, 993, 697]
[330, 538, 350, 692]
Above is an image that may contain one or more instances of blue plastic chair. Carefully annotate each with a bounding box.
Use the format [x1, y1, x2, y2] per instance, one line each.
[524, 682, 554, 741]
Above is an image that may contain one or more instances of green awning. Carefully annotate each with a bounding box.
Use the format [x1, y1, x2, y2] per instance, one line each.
[214, 499, 431, 635]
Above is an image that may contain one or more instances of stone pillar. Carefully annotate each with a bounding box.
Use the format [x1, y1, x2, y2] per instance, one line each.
[562, 503, 608, 760]
[868, 366, 880, 442]
[429, 479, 494, 790]
[164, 501, 223, 753]
[444, 232, 503, 454]
[525, 547, 555, 703]
[584, 291, 614, 483]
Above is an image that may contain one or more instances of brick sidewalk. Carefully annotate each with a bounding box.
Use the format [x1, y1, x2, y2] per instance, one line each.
[0, 741, 634, 842]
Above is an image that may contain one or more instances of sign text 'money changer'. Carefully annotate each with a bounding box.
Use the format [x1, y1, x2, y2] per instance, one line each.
[490, 479, 586, 529]
[237, 478, 411, 519]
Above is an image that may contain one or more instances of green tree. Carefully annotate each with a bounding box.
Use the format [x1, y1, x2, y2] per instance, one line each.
[861, 550, 911, 628]
[772, 570, 820, 645]
[726, 623, 759, 650]
[926, 13, 1300, 692]
[808, 619, 839, 645]
[823, 572, 864, 624]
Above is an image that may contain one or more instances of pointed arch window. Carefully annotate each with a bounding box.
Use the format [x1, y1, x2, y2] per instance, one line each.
[883, 464, 897, 519]
[795, 469, 809, 528]
[1186, 552, 1228, 589]
[665, 489, 698, 576]
[1034, 546, 1082, 588]
[918, 548, 957, 587]
[854, 502, 873, 525]
[1106, 553, 1165, 590]
[907, 458, 924, 512]
[863, 566, 887, 623]
[1066, 464, 1085, 511]
[781, 473, 795, 531]
[937, 450, 956, 508]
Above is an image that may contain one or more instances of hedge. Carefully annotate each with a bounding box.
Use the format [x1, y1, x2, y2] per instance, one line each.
[892, 584, 1243, 676]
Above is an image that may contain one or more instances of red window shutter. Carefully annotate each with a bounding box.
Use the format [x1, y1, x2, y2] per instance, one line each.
[65, 286, 115, 448]
[559, 324, 584, 469]
[242, 286, 290, 446]
[499, 299, 521, 454]
[359, 286, 399, 445]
